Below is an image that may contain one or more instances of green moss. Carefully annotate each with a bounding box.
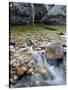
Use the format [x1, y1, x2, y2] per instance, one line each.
[10, 24, 66, 42]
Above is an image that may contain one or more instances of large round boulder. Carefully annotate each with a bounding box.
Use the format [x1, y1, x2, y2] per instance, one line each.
[46, 42, 64, 60]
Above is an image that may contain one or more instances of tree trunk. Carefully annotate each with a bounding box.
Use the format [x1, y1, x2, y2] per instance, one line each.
[31, 3, 35, 25]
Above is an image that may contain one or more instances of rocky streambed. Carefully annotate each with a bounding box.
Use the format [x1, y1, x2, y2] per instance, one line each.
[9, 41, 49, 87]
[9, 24, 66, 88]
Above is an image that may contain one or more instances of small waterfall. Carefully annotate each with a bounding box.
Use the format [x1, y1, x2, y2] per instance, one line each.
[42, 51, 66, 85]
[26, 46, 44, 67]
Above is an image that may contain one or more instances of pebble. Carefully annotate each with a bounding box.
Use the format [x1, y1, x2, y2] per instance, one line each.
[13, 75, 18, 80]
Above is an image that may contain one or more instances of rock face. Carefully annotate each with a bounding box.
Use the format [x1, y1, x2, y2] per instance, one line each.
[34, 4, 48, 23]
[9, 2, 47, 25]
[10, 2, 31, 25]
[45, 16, 66, 25]
[47, 5, 65, 15]
[9, 2, 66, 25]
[41, 5, 66, 24]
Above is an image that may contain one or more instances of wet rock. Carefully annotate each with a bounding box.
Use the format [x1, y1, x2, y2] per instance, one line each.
[15, 46, 20, 50]
[10, 46, 16, 53]
[9, 78, 16, 84]
[35, 80, 40, 85]
[10, 51, 35, 79]
[26, 39, 34, 46]
[9, 37, 16, 46]
[12, 60, 21, 68]
[14, 52, 20, 57]
[9, 45, 14, 49]
[64, 47, 66, 54]
[16, 66, 28, 76]
[30, 60, 35, 65]
[60, 35, 66, 38]
[62, 44, 66, 48]
[13, 75, 18, 80]
[26, 60, 35, 70]
[27, 68, 34, 75]
[10, 59, 17, 65]
[24, 51, 32, 56]
[27, 62, 32, 69]
[39, 68, 47, 75]
[10, 51, 15, 57]
[46, 42, 64, 60]
[24, 59, 30, 64]
[57, 32, 66, 35]
[17, 56, 25, 61]
[39, 45, 46, 49]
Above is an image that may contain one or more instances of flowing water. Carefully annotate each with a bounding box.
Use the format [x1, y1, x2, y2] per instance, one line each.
[10, 24, 66, 87]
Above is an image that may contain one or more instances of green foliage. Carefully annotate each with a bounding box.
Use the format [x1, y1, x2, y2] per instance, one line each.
[48, 14, 66, 19]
